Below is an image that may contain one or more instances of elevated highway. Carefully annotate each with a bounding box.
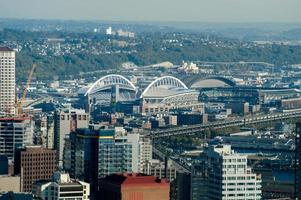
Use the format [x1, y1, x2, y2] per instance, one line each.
[152, 146, 190, 173]
[148, 110, 301, 139]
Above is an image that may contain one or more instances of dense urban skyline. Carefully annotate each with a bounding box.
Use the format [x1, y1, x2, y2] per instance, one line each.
[0, 0, 301, 23]
[0, 1, 300, 199]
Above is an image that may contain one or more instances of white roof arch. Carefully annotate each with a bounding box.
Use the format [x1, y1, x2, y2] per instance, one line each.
[141, 76, 188, 98]
[85, 74, 136, 96]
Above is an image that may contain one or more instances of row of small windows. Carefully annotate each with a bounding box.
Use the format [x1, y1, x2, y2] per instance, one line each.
[223, 193, 261, 197]
[223, 158, 246, 163]
[0, 57, 15, 59]
[145, 107, 168, 113]
[224, 176, 256, 180]
[225, 187, 259, 191]
[224, 182, 257, 186]
[60, 115, 87, 121]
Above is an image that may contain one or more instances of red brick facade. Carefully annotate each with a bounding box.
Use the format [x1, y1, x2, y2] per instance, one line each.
[99, 173, 170, 200]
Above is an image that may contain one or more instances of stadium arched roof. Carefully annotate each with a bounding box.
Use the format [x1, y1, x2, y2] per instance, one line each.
[141, 76, 189, 98]
[85, 74, 136, 96]
[190, 76, 236, 89]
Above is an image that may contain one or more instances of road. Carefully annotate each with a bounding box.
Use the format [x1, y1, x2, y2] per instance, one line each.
[148, 110, 301, 138]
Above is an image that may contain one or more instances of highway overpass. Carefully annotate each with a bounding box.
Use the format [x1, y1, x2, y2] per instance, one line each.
[148, 110, 301, 139]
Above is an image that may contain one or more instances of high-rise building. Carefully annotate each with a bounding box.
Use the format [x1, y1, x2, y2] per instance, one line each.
[191, 161, 208, 200]
[33, 114, 47, 146]
[46, 114, 55, 149]
[296, 123, 301, 199]
[14, 146, 57, 192]
[0, 117, 34, 160]
[98, 129, 136, 177]
[66, 127, 137, 178]
[99, 173, 170, 200]
[64, 126, 151, 195]
[63, 127, 99, 187]
[0, 47, 15, 115]
[171, 172, 191, 200]
[138, 136, 152, 173]
[54, 109, 89, 166]
[33, 171, 90, 200]
[191, 145, 262, 200]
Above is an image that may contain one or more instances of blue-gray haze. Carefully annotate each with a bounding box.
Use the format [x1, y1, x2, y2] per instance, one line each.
[0, 0, 300, 22]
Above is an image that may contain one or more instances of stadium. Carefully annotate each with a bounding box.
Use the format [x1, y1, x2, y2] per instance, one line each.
[140, 76, 203, 115]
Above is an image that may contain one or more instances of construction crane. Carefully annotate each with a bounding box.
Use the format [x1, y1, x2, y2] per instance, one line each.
[16, 64, 37, 115]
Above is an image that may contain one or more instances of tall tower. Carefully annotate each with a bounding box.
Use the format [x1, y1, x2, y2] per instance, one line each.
[54, 109, 89, 167]
[296, 123, 301, 199]
[0, 47, 15, 115]
[191, 145, 262, 200]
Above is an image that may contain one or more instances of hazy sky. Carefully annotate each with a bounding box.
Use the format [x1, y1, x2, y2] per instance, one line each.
[0, 0, 300, 23]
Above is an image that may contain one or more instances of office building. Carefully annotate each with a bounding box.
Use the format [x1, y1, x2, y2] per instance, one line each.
[54, 109, 89, 166]
[33, 171, 90, 200]
[63, 127, 99, 187]
[99, 173, 170, 200]
[171, 172, 191, 200]
[14, 146, 57, 192]
[33, 114, 47, 146]
[0, 117, 34, 160]
[0, 47, 15, 115]
[46, 114, 54, 149]
[64, 126, 151, 195]
[66, 127, 138, 178]
[191, 162, 208, 200]
[98, 129, 137, 177]
[296, 123, 301, 199]
[138, 136, 152, 173]
[143, 159, 177, 182]
[191, 145, 262, 200]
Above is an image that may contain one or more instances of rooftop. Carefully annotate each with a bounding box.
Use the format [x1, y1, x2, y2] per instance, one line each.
[0, 117, 31, 122]
[143, 86, 197, 98]
[51, 171, 84, 186]
[100, 173, 169, 185]
[0, 47, 13, 52]
[21, 145, 56, 153]
[76, 128, 115, 137]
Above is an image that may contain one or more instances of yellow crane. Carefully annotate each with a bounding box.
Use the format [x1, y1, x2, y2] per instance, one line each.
[16, 64, 37, 115]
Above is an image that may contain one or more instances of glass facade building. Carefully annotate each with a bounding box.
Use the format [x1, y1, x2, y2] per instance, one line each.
[98, 130, 132, 177]
[64, 126, 140, 195]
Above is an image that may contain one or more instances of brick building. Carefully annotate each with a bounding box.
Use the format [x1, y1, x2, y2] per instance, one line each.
[99, 173, 170, 200]
[14, 146, 57, 192]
